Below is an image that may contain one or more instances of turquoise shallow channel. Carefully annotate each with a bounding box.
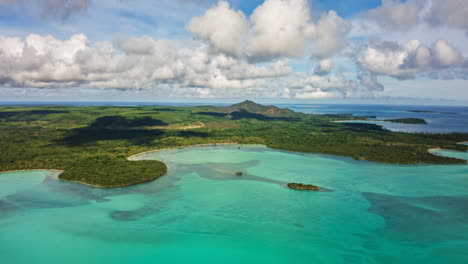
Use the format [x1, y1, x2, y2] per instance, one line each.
[429, 148, 468, 161]
[1, 145, 468, 264]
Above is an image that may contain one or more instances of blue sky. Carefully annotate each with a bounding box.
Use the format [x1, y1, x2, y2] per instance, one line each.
[0, 0, 467, 103]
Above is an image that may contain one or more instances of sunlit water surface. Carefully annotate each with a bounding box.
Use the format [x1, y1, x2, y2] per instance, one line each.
[1, 145, 468, 264]
[282, 104, 468, 133]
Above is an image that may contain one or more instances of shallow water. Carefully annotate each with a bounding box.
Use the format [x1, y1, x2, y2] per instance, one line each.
[1, 145, 468, 264]
[429, 148, 468, 161]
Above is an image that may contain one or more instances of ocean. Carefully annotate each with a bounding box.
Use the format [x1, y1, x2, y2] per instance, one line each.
[279, 103, 468, 133]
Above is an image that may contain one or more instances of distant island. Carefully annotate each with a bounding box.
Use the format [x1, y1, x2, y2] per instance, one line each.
[1, 100, 467, 187]
[384, 118, 428, 124]
[407, 110, 458, 114]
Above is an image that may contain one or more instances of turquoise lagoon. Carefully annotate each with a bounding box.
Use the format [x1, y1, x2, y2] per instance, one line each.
[429, 148, 468, 161]
[1, 145, 468, 264]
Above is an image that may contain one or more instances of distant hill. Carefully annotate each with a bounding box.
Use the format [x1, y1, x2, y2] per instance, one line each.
[221, 100, 296, 117]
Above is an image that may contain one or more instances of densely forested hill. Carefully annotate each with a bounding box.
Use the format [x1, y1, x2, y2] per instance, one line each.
[220, 100, 296, 116]
[1, 101, 467, 187]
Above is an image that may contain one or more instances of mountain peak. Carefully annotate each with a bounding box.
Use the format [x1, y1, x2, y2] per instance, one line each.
[224, 100, 295, 117]
[233, 100, 259, 107]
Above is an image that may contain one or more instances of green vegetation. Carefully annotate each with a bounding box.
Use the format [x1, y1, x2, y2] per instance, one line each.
[60, 156, 166, 187]
[1, 100, 467, 187]
[287, 183, 320, 191]
[384, 118, 428, 124]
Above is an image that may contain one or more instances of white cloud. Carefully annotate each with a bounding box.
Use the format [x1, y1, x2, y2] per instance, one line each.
[364, 0, 468, 33]
[358, 72, 384, 91]
[0, 34, 291, 90]
[428, 0, 468, 32]
[365, 0, 423, 30]
[431, 39, 464, 68]
[2, 0, 467, 100]
[286, 71, 358, 98]
[248, 0, 316, 59]
[186, 0, 351, 60]
[355, 39, 466, 79]
[187, 1, 248, 56]
[313, 58, 333, 75]
[248, 0, 351, 60]
[311, 11, 351, 58]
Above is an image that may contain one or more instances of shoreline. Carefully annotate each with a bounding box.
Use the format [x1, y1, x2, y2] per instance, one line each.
[1, 143, 254, 188]
[333, 120, 370, 122]
[59, 175, 163, 188]
[0, 168, 162, 188]
[0, 169, 63, 174]
[0, 169, 64, 178]
[127, 142, 261, 160]
[2, 142, 465, 188]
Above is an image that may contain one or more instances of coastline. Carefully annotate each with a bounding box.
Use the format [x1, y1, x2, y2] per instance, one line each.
[0, 168, 163, 188]
[0, 143, 251, 188]
[333, 120, 370, 122]
[2, 142, 465, 189]
[59, 175, 163, 188]
[0, 169, 63, 174]
[127, 142, 258, 160]
[428, 148, 441, 152]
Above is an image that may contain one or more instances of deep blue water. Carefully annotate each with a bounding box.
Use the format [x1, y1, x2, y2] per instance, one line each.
[279, 104, 468, 134]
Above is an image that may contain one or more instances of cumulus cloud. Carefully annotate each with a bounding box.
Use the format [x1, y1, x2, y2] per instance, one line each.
[428, 0, 468, 31]
[187, 0, 351, 60]
[0, 34, 292, 90]
[313, 58, 333, 75]
[6, 0, 467, 100]
[187, 1, 248, 56]
[248, 0, 316, 59]
[0, 0, 91, 20]
[365, 0, 468, 33]
[311, 11, 351, 58]
[365, 0, 423, 30]
[356, 39, 466, 79]
[249, 0, 351, 60]
[0, 32, 361, 99]
[431, 39, 464, 68]
[286, 71, 358, 98]
[358, 72, 384, 91]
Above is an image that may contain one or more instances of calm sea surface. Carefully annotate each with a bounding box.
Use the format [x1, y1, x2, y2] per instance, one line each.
[279, 104, 468, 133]
[1, 145, 467, 264]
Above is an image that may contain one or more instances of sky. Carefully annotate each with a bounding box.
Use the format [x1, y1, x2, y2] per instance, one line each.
[0, 0, 467, 104]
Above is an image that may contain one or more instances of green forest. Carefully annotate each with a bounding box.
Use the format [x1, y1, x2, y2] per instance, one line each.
[1, 101, 467, 187]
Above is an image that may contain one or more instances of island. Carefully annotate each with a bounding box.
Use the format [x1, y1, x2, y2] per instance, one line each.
[287, 183, 320, 191]
[383, 118, 428, 124]
[407, 110, 458, 114]
[1, 100, 467, 187]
